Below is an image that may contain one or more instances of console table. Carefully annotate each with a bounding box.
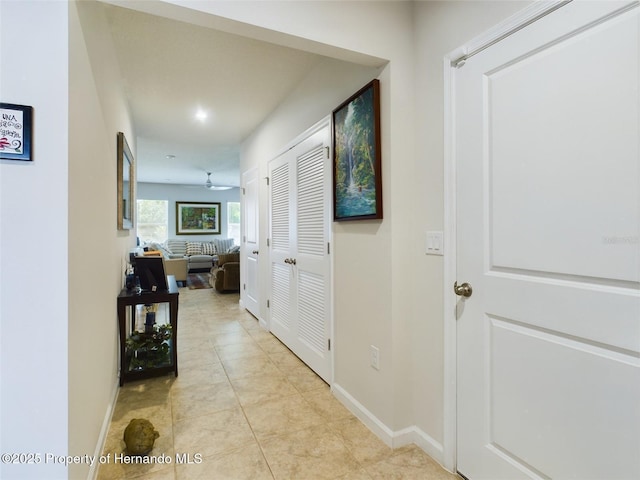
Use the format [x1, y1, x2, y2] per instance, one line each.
[117, 275, 179, 386]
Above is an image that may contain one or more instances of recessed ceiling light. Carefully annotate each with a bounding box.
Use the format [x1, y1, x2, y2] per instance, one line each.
[166, 154, 176, 160]
[195, 109, 207, 122]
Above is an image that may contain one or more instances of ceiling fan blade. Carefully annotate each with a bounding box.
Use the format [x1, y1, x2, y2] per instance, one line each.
[203, 172, 232, 190]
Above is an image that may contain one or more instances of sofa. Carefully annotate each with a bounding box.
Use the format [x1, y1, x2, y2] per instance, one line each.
[146, 238, 238, 273]
[209, 253, 240, 292]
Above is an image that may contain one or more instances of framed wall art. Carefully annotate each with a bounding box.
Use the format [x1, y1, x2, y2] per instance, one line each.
[176, 201, 221, 235]
[0, 103, 33, 161]
[332, 79, 382, 221]
[117, 132, 135, 230]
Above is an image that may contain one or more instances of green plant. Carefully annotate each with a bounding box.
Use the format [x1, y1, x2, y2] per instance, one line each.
[126, 324, 172, 370]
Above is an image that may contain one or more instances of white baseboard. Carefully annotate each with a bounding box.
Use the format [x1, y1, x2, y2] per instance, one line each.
[331, 383, 447, 468]
[332, 383, 395, 447]
[259, 317, 269, 331]
[88, 379, 120, 480]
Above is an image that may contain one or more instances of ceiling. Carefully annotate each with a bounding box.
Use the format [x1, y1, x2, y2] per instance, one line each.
[103, 4, 325, 188]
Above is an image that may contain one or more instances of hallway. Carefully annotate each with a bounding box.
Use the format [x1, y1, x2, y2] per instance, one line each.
[97, 287, 457, 479]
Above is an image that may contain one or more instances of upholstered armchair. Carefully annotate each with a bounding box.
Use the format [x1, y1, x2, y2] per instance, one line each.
[209, 253, 240, 292]
[163, 257, 188, 287]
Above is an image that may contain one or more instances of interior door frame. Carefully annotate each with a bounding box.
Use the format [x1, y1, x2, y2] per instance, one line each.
[441, 1, 572, 473]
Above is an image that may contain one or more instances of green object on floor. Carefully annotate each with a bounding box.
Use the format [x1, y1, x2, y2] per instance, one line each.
[123, 418, 159, 456]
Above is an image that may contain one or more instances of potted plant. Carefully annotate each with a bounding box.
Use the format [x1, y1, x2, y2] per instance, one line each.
[126, 324, 172, 371]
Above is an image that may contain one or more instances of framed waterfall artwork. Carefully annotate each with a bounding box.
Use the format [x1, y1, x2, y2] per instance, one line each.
[332, 79, 382, 221]
[176, 201, 221, 235]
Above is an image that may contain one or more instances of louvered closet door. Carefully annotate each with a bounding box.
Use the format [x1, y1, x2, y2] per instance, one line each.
[269, 126, 332, 383]
[269, 154, 294, 344]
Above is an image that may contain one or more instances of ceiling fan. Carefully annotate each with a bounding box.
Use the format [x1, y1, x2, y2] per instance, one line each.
[204, 172, 232, 191]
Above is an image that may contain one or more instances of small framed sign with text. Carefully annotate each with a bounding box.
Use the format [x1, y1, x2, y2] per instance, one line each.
[1, 103, 33, 162]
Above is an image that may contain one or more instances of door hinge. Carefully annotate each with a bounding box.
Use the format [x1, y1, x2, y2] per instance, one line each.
[328, 338, 331, 351]
[242, 187, 246, 195]
[267, 238, 270, 247]
[265, 176, 270, 186]
[327, 242, 330, 254]
[243, 283, 246, 291]
[325, 146, 330, 159]
[267, 299, 270, 308]
[243, 235, 246, 243]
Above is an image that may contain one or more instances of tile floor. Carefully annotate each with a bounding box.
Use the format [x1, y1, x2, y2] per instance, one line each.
[97, 287, 459, 480]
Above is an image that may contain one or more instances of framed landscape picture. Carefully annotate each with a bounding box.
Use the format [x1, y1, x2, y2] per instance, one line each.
[176, 201, 221, 235]
[332, 79, 382, 221]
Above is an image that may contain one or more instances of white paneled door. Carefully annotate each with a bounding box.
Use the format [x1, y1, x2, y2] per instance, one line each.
[242, 166, 260, 317]
[454, 2, 640, 479]
[269, 125, 332, 382]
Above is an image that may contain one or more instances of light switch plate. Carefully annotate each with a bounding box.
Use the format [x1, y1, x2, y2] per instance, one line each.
[426, 231, 444, 256]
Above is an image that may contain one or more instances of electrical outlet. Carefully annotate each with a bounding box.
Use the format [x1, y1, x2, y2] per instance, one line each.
[370, 345, 380, 370]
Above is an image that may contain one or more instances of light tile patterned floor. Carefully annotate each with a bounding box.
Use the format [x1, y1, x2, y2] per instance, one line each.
[97, 287, 459, 480]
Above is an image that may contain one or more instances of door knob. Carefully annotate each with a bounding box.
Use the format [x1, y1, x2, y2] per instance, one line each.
[252, 250, 259, 255]
[454, 281, 473, 298]
[284, 258, 291, 264]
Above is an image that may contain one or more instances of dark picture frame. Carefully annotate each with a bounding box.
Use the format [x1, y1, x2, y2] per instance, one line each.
[0, 103, 33, 161]
[117, 132, 135, 230]
[332, 79, 382, 221]
[176, 201, 221, 235]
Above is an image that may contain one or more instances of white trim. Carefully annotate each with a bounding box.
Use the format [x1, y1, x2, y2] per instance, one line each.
[441, 0, 572, 474]
[451, 0, 571, 67]
[442, 52, 458, 474]
[89, 379, 119, 480]
[332, 383, 395, 447]
[259, 317, 269, 332]
[396, 425, 447, 468]
[332, 384, 451, 472]
[270, 116, 331, 162]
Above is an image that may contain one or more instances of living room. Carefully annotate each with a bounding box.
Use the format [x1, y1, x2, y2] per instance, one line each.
[135, 182, 241, 290]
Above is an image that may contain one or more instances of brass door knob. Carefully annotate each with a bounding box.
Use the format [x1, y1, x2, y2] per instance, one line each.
[454, 281, 473, 298]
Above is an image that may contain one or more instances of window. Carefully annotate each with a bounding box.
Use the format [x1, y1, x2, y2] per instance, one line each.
[137, 199, 168, 244]
[227, 201, 241, 245]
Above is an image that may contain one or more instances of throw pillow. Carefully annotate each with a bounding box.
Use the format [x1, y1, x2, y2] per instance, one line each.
[167, 240, 187, 256]
[213, 238, 234, 254]
[186, 242, 203, 256]
[201, 242, 216, 255]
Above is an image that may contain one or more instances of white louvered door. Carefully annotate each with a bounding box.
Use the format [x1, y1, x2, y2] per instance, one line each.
[269, 125, 332, 382]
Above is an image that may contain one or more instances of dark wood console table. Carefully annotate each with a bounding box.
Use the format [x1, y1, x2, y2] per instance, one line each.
[117, 275, 179, 386]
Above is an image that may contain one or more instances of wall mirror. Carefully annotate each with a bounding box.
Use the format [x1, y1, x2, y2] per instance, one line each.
[117, 132, 135, 230]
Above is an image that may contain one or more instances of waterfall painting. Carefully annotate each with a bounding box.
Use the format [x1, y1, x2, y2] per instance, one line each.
[332, 79, 382, 221]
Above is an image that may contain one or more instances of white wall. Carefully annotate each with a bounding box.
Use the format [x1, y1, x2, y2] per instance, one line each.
[68, 1, 138, 479]
[412, 0, 531, 455]
[0, 1, 69, 479]
[137, 182, 240, 241]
